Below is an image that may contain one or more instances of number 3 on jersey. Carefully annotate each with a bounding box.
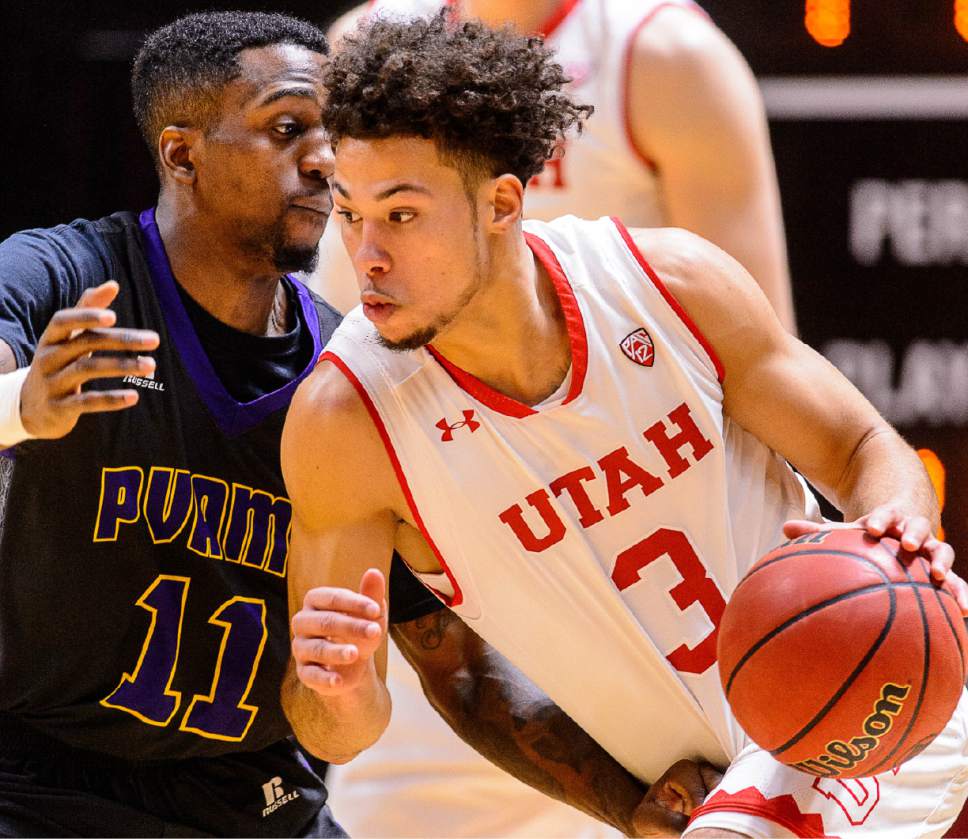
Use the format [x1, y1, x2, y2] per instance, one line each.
[611, 527, 727, 674]
[101, 575, 268, 741]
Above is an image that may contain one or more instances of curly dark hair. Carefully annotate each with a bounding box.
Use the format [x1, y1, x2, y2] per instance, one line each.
[132, 11, 328, 170]
[322, 12, 593, 186]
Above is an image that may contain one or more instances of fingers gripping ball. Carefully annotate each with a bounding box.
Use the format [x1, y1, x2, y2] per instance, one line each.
[717, 528, 968, 778]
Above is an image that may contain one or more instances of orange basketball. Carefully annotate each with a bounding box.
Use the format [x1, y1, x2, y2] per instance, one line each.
[717, 528, 967, 778]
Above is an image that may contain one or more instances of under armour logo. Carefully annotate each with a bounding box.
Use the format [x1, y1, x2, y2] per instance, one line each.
[436, 410, 481, 442]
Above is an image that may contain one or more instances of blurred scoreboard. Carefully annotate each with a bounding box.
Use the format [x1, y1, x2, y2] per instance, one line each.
[700, 1, 968, 572]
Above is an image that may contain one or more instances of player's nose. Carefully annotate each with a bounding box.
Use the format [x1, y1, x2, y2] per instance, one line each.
[299, 131, 335, 182]
[355, 224, 391, 276]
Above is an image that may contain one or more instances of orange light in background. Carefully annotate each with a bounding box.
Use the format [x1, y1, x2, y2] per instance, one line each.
[917, 448, 946, 540]
[957, 0, 968, 43]
[805, 0, 851, 47]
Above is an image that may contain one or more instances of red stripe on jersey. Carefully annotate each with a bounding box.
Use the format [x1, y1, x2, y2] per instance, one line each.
[689, 787, 832, 838]
[426, 347, 536, 419]
[426, 231, 588, 418]
[524, 231, 588, 405]
[610, 216, 725, 383]
[319, 351, 464, 607]
[538, 0, 582, 38]
[621, 2, 712, 174]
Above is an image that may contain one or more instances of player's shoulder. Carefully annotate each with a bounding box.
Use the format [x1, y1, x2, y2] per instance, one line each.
[628, 226, 748, 301]
[283, 357, 400, 521]
[0, 211, 139, 285]
[631, 3, 722, 53]
[289, 356, 368, 435]
[284, 351, 389, 473]
[2, 214, 109, 262]
[629, 3, 738, 80]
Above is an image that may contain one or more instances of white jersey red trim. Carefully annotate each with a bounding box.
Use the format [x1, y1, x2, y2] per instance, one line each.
[324, 214, 818, 781]
[324, 215, 968, 836]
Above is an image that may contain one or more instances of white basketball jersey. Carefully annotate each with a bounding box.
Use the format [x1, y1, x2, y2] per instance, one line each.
[325, 215, 819, 783]
[362, 0, 704, 225]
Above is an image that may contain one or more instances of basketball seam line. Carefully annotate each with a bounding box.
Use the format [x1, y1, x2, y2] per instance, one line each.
[766, 553, 897, 756]
[918, 556, 966, 685]
[862, 560, 932, 775]
[725, 581, 937, 696]
[734, 547, 892, 593]
[725, 582, 887, 696]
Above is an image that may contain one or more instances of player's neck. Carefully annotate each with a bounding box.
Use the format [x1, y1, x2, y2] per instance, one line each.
[460, 0, 565, 35]
[155, 201, 290, 337]
[431, 233, 571, 406]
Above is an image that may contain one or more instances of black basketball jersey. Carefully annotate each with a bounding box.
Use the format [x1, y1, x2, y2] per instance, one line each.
[0, 209, 439, 761]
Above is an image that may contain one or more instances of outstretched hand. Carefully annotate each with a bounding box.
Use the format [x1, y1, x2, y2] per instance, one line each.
[20, 281, 159, 440]
[630, 759, 723, 837]
[784, 505, 968, 614]
[291, 568, 388, 695]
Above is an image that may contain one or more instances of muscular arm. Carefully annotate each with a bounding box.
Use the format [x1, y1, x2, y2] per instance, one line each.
[391, 610, 649, 836]
[638, 227, 936, 529]
[629, 7, 795, 333]
[281, 361, 401, 762]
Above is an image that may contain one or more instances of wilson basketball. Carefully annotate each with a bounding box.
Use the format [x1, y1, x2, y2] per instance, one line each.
[718, 528, 967, 778]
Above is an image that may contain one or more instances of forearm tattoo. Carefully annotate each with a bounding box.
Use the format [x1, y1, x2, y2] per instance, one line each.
[396, 613, 644, 832]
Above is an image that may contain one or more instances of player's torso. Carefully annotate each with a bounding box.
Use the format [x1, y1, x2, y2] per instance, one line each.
[328, 215, 813, 781]
[0, 210, 334, 760]
[364, 0, 698, 226]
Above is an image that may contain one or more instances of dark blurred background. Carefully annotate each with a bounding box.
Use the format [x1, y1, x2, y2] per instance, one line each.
[2, 0, 967, 573]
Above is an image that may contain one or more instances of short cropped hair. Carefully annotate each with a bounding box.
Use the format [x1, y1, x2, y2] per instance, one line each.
[322, 12, 593, 186]
[132, 11, 328, 167]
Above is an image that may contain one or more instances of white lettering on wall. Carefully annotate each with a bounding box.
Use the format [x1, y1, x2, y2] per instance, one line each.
[824, 339, 968, 426]
[850, 179, 968, 266]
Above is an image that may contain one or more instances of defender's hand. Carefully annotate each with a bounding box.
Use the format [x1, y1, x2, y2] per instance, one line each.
[630, 759, 723, 837]
[20, 281, 160, 439]
[291, 568, 388, 695]
[784, 507, 968, 613]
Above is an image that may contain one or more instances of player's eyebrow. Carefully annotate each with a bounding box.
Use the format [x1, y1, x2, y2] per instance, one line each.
[332, 182, 432, 201]
[256, 87, 320, 107]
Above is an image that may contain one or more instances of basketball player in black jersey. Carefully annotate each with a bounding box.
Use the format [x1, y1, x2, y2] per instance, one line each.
[0, 12, 448, 836]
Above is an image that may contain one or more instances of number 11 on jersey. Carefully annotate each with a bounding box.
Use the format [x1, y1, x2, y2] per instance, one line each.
[102, 575, 269, 741]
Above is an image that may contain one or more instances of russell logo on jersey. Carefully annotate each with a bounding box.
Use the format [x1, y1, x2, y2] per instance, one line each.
[621, 328, 655, 367]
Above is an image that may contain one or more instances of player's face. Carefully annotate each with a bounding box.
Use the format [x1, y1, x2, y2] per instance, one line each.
[331, 136, 490, 351]
[194, 44, 333, 273]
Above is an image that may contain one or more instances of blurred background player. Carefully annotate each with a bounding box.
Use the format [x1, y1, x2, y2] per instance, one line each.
[315, 2, 796, 836]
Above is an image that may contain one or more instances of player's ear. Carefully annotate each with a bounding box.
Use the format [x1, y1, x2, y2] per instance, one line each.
[158, 126, 202, 186]
[487, 174, 524, 232]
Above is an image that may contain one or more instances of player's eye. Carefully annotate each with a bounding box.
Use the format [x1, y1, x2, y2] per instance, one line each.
[337, 209, 361, 224]
[272, 122, 301, 138]
[389, 210, 416, 224]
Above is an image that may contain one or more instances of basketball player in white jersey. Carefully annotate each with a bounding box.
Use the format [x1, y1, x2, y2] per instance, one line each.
[317, 3, 795, 835]
[283, 15, 968, 838]
[313, 0, 793, 332]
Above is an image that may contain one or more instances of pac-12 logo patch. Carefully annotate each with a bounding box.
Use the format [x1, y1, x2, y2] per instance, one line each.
[620, 328, 655, 367]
